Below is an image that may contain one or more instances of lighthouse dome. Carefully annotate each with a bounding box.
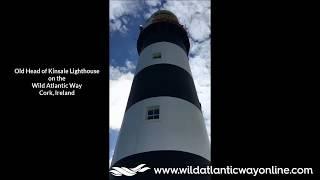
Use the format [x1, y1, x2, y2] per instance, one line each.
[137, 9, 190, 55]
[143, 10, 180, 28]
[150, 10, 178, 22]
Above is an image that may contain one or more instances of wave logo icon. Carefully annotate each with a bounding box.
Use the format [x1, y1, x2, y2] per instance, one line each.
[110, 164, 151, 176]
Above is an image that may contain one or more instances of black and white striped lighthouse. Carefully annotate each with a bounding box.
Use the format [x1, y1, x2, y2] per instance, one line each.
[110, 10, 210, 178]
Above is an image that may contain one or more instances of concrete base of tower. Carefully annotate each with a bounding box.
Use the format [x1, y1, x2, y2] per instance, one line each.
[109, 150, 212, 180]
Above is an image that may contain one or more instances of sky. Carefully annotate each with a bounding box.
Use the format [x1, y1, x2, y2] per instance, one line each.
[109, 0, 211, 166]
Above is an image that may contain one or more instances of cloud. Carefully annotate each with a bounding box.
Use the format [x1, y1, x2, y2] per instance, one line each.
[189, 39, 211, 139]
[109, 0, 142, 33]
[143, 0, 162, 19]
[162, 0, 211, 138]
[144, 0, 161, 7]
[110, 0, 163, 33]
[109, 60, 136, 166]
[163, 0, 211, 42]
[109, 60, 135, 129]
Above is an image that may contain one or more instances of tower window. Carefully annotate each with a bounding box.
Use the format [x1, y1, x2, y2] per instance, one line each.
[146, 106, 160, 120]
[152, 52, 161, 59]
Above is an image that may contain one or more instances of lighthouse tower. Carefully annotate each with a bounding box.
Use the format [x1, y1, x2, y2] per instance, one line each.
[110, 10, 210, 177]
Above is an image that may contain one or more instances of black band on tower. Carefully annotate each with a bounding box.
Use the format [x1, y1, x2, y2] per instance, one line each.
[137, 21, 190, 55]
[110, 150, 211, 180]
[125, 64, 201, 111]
